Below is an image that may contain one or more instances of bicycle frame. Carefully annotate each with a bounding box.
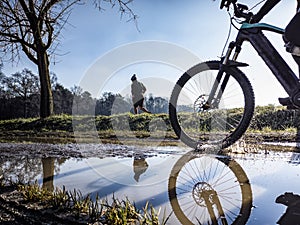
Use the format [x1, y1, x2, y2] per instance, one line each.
[224, 22, 299, 97]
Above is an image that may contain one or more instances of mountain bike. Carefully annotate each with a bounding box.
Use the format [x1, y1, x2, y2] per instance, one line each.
[169, 0, 299, 150]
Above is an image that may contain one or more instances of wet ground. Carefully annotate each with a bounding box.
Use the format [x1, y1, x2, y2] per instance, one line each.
[1, 142, 300, 224]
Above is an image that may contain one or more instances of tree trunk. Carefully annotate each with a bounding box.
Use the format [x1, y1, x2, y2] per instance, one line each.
[23, 97, 27, 118]
[37, 50, 53, 118]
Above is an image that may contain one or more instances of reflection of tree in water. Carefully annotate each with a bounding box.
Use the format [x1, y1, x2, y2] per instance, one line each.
[0, 156, 67, 191]
[42, 158, 67, 191]
[0, 156, 42, 183]
[42, 158, 55, 191]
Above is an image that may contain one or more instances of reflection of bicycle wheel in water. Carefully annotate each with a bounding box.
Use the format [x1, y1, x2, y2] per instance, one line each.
[168, 151, 252, 225]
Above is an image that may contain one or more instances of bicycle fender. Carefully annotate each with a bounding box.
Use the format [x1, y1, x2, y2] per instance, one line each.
[226, 60, 249, 67]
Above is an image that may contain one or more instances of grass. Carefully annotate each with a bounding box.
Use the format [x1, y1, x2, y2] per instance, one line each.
[12, 181, 171, 224]
[0, 106, 300, 144]
[0, 113, 172, 132]
[0, 113, 180, 145]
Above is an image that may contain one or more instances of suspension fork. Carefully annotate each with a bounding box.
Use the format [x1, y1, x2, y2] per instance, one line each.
[202, 189, 228, 225]
[206, 42, 242, 108]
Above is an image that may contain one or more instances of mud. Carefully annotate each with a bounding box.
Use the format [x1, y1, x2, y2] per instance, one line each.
[0, 142, 187, 159]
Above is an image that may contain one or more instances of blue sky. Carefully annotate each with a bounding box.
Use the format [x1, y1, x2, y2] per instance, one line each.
[2, 0, 298, 105]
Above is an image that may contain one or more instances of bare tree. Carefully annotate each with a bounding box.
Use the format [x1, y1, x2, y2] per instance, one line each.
[0, 0, 136, 118]
[0, 63, 4, 93]
[5, 69, 39, 117]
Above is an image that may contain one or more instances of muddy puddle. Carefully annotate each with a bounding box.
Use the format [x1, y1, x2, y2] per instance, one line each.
[1, 143, 300, 224]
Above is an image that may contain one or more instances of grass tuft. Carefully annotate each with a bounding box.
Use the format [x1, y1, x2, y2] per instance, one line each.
[14, 181, 171, 224]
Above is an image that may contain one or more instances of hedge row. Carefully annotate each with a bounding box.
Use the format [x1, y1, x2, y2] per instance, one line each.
[0, 107, 299, 133]
[0, 113, 172, 132]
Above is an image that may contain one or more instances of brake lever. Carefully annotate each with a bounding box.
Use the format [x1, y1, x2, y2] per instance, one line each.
[233, 2, 253, 21]
[220, 0, 227, 9]
[220, 0, 237, 10]
[237, 3, 248, 11]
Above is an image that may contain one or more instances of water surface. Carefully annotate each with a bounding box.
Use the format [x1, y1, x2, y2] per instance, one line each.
[1, 144, 300, 224]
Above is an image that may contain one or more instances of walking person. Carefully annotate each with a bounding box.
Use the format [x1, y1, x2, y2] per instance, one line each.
[131, 74, 151, 114]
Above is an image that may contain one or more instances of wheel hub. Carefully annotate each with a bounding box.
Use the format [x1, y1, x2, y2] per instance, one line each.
[194, 95, 210, 112]
[192, 182, 215, 206]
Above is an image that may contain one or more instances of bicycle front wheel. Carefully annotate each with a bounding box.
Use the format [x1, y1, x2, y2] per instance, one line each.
[169, 61, 255, 149]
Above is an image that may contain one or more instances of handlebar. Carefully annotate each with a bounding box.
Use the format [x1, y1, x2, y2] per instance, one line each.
[220, 0, 281, 23]
[219, 0, 253, 22]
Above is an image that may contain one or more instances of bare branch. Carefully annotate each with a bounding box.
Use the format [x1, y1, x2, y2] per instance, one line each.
[93, 0, 139, 31]
[0, 0, 138, 64]
[21, 43, 38, 64]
